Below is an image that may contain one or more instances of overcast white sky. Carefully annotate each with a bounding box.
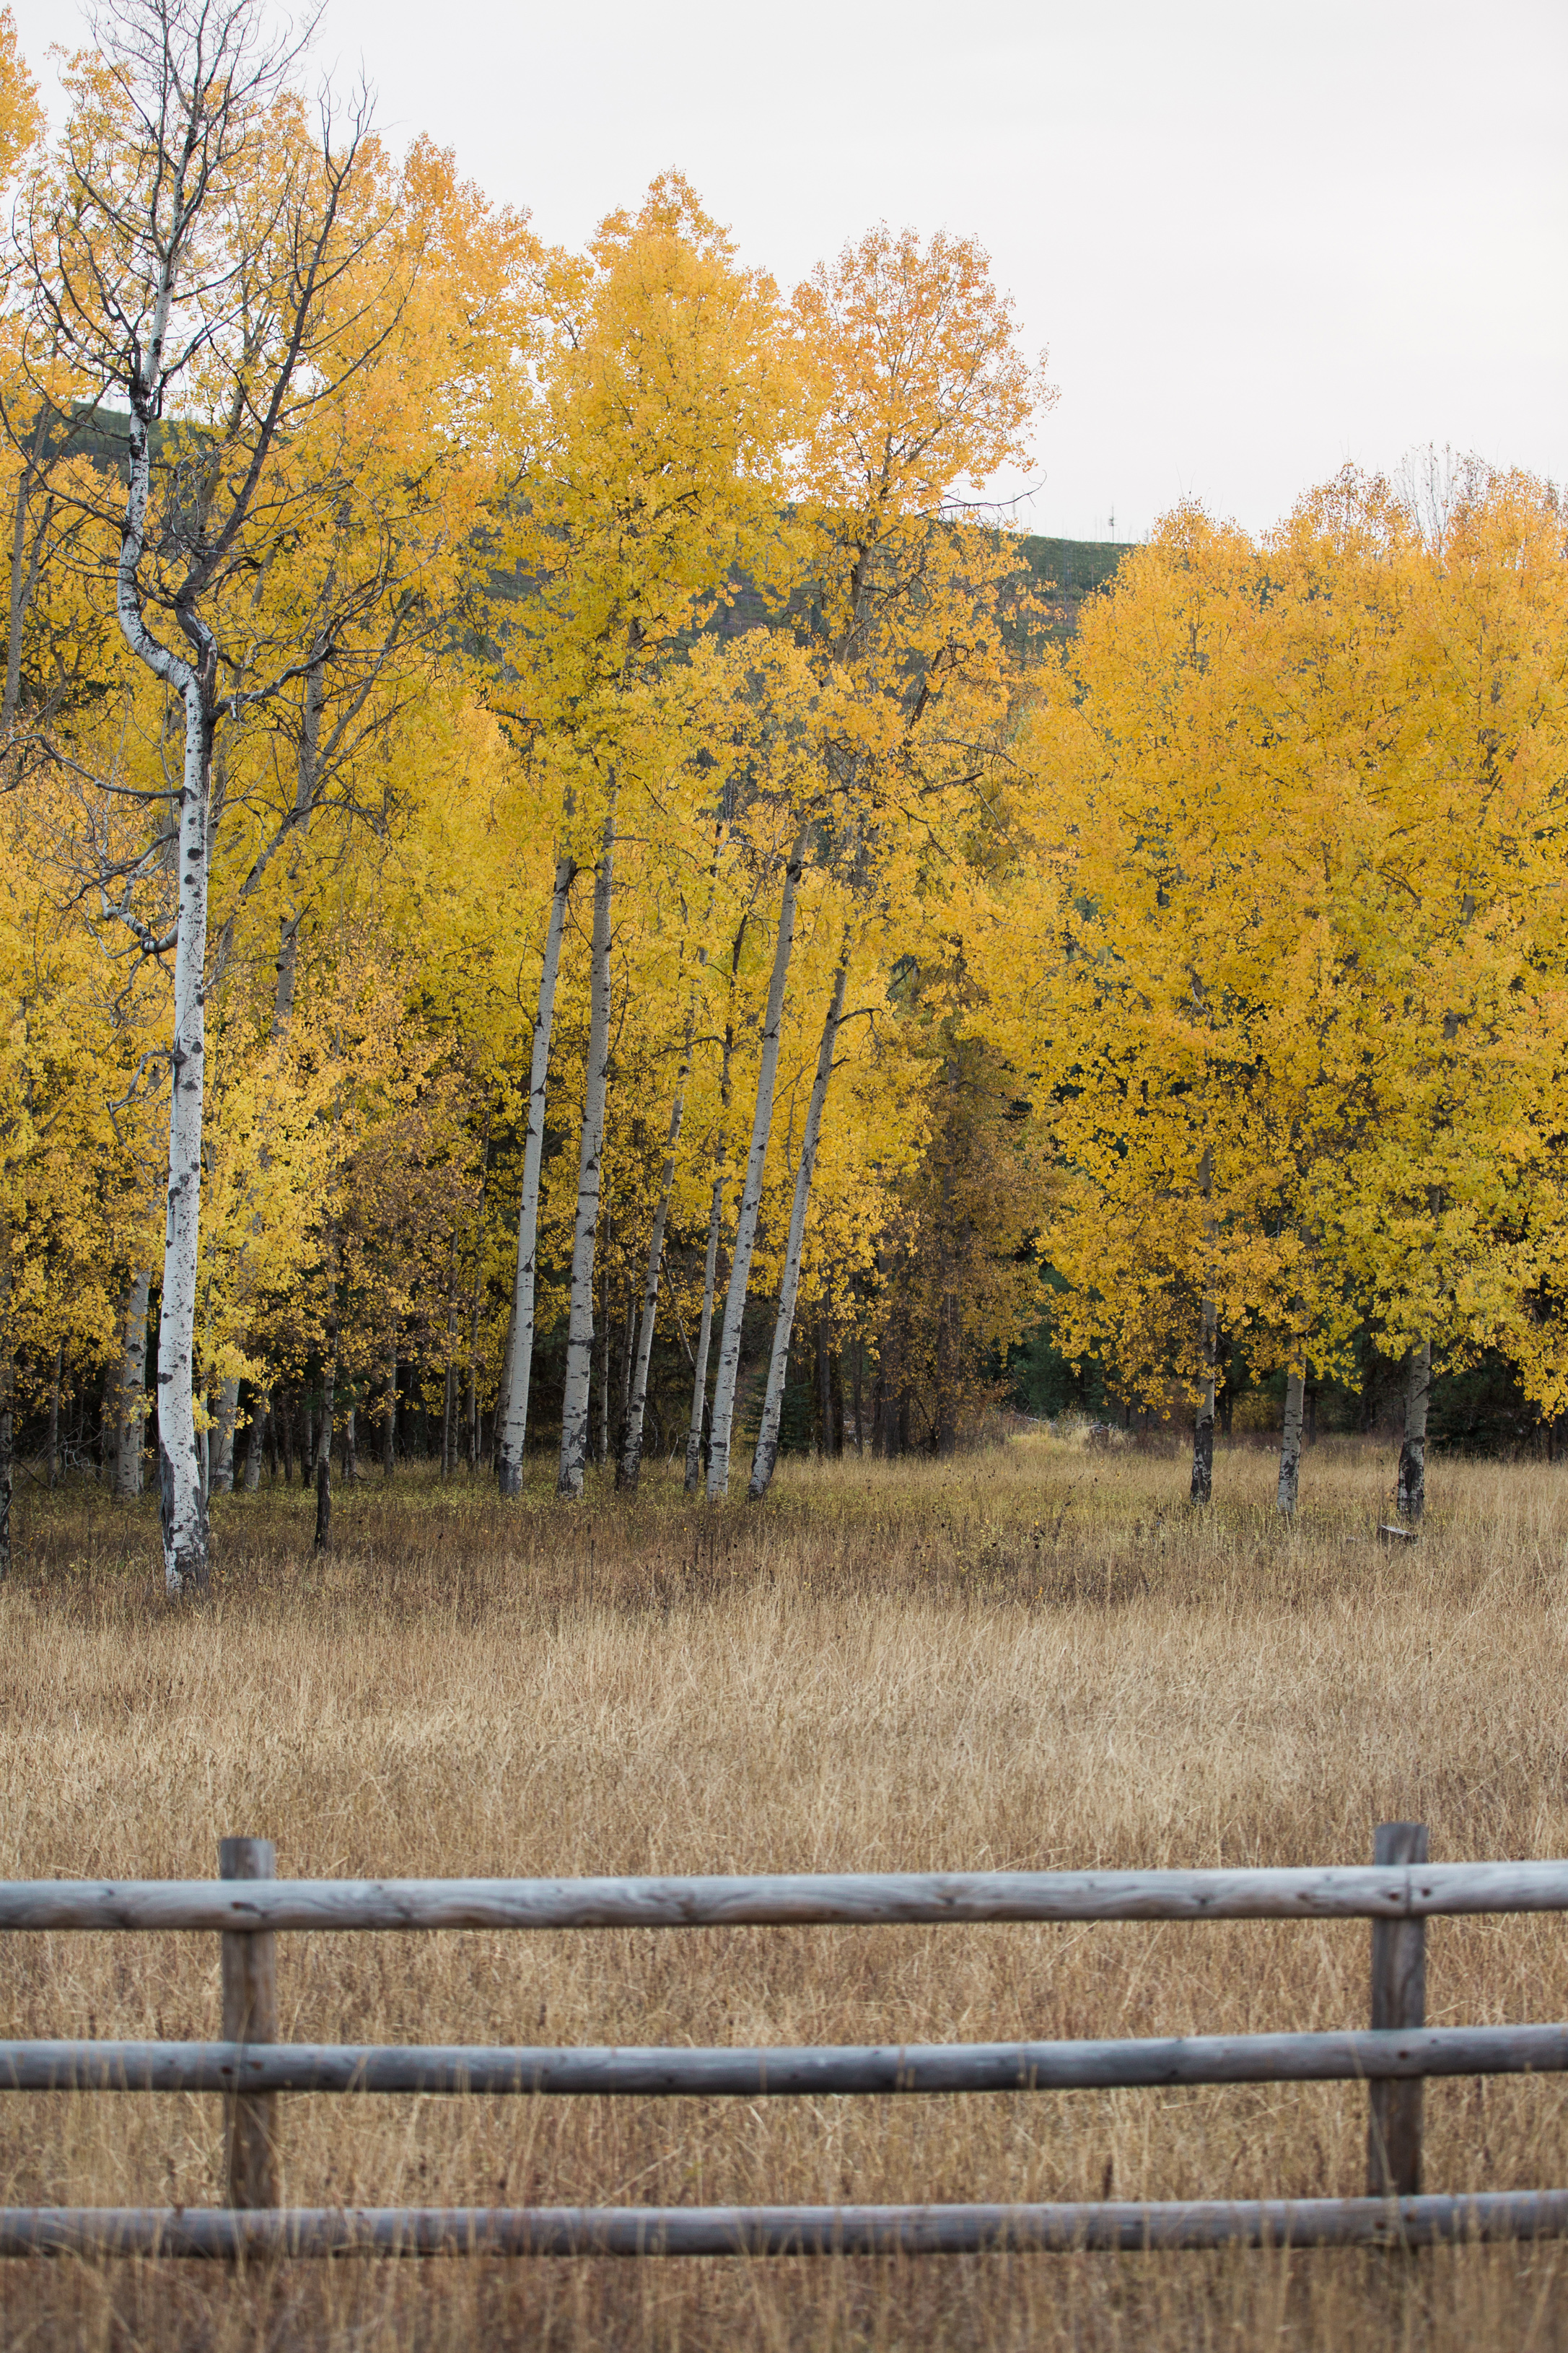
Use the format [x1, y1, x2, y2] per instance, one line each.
[13, 0, 1567, 541]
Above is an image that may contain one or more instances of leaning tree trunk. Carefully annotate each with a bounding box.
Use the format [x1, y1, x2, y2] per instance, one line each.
[495, 852, 575, 1497]
[558, 813, 616, 1500]
[618, 1011, 693, 1492]
[706, 827, 807, 1501]
[1397, 1338, 1432, 1523]
[748, 948, 850, 1503]
[1276, 1367, 1305, 1516]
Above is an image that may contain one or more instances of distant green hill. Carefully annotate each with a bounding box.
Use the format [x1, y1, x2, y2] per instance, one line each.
[1016, 536, 1131, 633]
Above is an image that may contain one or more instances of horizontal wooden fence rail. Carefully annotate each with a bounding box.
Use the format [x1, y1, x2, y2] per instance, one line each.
[7, 1860, 1568, 1931]
[6, 2024, 1568, 2097]
[4, 1824, 1568, 2258]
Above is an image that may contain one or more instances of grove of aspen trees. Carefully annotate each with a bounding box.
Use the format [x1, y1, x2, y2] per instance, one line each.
[4, 0, 1568, 1592]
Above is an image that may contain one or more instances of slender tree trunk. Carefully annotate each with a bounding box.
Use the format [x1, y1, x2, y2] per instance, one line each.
[0, 1238, 11, 1576]
[149, 669, 216, 1593]
[315, 1255, 338, 1552]
[815, 1319, 833, 1461]
[0, 1371, 9, 1579]
[1191, 1298, 1217, 1504]
[1397, 1339, 1432, 1522]
[301, 1402, 315, 1489]
[343, 1407, 356, 1481]
[381, 1341, 397, 1480]
[558, 813, 616, 1500]
[748, 946, 849, 1503]
[619, 1015, 693, 1492]
[1276, 1367, 1305, 1516]
[707, 826, 808, 1501]
[496, 853, 575, 1497]
[851, 1335, 864, 1456]
[592, 1227, 613, 1474]
[684, 1176, 725, 1492]
[1190, 1149, 1216, 1508]
[210, 1376, 239, 1493]
[47, 1347, 61, 1489]
[242, 1392, 267, 1492]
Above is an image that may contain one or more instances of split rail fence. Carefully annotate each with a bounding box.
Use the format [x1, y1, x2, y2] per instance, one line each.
[4, 1823, 1568, 2256]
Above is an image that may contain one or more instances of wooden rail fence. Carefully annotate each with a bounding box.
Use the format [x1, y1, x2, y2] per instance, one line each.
[4, 1822, 1568, 2258]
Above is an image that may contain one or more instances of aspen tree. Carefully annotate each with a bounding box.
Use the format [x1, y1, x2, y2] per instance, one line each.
[748, 938, 851, 1499]
[499, 178, 797, 1496]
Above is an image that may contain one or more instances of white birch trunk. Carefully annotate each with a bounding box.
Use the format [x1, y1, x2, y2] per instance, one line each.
[152, 668, 214, 1594]
[1397, 1338, 1432, 1523]
[705, 827, 807, 1501]
[748, 950, 850, 1503]
[115, 258, 215, 1594]
[683, 932, 745, 1494]
[684, 1172, 726, 1493]
[618, 1012, 693, 1492]
[495, 854, 574, 1497]
[557, 811, 616, 1499]
[1276, 1367, 1305, 1516]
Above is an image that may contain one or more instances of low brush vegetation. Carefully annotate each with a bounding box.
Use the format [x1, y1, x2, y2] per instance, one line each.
[4, 1437, 1568, 2347]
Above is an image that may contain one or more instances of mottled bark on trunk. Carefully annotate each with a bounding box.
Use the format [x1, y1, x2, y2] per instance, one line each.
[559, 816, 616, 1500]
[48, 1348, 61, 1489]
[496, 854, 574, 1498]
[619, 1013, 692, 1493]
[851, 1336, 864, 1456]
[747, 947, 849, 1503]
[210, 1376, 239, 1493]
[1277, 1367, 1305, 1516]
[343, 1407, 356, 1481]
[242, 1393, 267, 1492]
[154, 669, 214, 1596]
[707, 826, 807, 1500]
[1397, 1339, 1432, 1523]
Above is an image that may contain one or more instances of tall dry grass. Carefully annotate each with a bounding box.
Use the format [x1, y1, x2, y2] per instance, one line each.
[2, 1433, 1568, 2347]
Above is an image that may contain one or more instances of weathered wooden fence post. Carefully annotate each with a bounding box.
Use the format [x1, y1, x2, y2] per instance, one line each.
[1367, 1820, 1427, 2197]
[220, 1835, 279, 2208]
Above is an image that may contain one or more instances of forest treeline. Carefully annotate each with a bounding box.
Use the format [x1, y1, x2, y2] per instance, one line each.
[4, 0, 1567, 1588]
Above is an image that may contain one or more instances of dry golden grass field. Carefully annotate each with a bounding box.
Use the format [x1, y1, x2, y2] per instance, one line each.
[4, 1432, 1568, 2349]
